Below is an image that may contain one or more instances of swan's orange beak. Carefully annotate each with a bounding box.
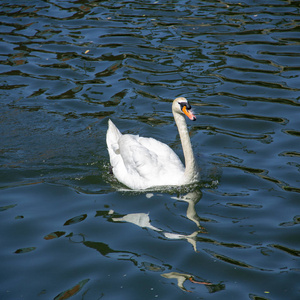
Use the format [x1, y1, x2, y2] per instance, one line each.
[182, 106, 196, 121]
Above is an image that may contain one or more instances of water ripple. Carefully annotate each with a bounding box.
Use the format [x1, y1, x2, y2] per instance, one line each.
[1, 1, 300, 299]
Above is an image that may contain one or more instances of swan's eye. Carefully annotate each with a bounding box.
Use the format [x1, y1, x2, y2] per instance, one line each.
[179, 102, 191, 111]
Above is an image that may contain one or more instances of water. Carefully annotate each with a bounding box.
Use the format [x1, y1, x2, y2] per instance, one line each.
[1, 0, 300, 299]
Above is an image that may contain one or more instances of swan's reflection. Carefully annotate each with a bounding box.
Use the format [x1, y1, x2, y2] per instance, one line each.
[111, 189, 204, 252]
[171, 189, 202, 228]
[163, 230, 200, 252]
[112, 212, 162, 232]
[85, 188, 222, 293]
[161, 272, 212, 292]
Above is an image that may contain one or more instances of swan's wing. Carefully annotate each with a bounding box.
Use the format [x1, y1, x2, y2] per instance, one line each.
[106, 120, 129, 182]
[117, 135, 184, 188]
[107, 120, 185, 189]
[138, 136, 184, 171]
[118, 135, 158, 177]
[106, 119, 122, 154]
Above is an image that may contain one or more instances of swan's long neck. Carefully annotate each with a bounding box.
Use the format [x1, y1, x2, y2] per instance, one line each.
[173, 112, 199, 183]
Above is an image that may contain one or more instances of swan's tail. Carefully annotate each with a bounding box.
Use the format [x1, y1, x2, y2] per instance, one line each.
[106, 119, 122, 154]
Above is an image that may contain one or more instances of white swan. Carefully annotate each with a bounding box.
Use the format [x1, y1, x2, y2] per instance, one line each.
[106, 97, 199, 190]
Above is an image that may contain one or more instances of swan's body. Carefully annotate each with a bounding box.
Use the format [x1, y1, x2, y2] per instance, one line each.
[106, 97, 199, 190]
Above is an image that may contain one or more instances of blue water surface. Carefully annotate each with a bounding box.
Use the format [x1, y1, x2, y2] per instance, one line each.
[0, 1, 300, 299]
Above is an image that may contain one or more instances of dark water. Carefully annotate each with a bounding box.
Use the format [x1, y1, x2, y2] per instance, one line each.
[1, 0, 300, 299]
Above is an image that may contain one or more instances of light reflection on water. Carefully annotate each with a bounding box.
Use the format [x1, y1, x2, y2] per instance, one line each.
[0, 1, 299, 299]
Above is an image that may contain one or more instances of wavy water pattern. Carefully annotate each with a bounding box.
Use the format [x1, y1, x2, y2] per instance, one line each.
[0, 1, 300, 299]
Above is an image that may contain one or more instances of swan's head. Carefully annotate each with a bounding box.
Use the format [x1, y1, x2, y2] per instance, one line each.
[173, 97, 196, 121]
